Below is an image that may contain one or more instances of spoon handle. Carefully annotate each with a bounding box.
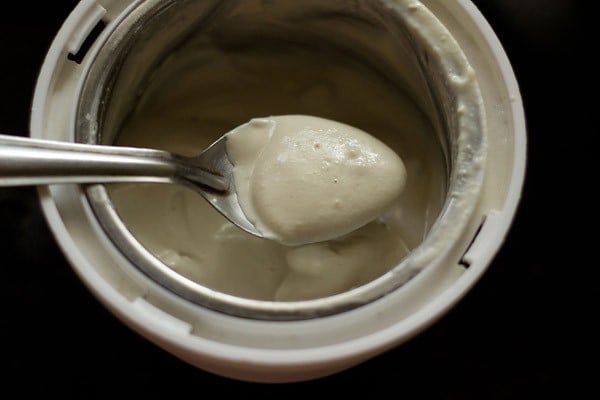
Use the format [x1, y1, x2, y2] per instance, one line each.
[0, 134, 177, 186]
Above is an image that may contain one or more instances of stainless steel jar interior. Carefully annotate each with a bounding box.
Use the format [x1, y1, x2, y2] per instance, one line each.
[75, 0, 485, 320]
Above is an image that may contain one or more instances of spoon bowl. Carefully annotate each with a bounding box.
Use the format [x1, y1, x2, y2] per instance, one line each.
[0, 133, 262, 237]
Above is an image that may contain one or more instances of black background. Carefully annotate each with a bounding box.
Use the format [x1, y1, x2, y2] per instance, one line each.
[0, 1, 588, 397]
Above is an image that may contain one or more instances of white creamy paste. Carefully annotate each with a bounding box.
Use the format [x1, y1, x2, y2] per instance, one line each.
[109, 26, 446, 301]
[226, 115, 407, 245]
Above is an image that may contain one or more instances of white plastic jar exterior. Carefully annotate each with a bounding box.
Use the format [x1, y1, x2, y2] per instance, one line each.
[30, 0, 525, 383]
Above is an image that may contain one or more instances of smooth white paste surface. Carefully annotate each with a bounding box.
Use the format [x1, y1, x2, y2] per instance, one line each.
[109, 23, 446, 301]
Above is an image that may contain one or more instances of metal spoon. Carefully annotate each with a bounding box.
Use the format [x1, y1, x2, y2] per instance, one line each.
[0, 133, 262, 237]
